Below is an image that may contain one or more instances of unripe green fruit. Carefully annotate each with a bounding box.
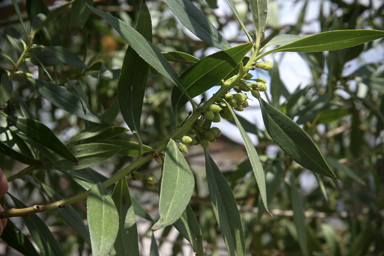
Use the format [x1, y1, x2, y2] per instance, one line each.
[219, 102, 227, 108]
[221, 106, 233, 120]
[209, 138, 216, 143]
[195, 119, 204, 126]
[234, 93, 247, 104]
[252, 90, 260, 99]
[209, 104, 222, 113]
[255, 78, 267, 83]
[188, 129, 197, 135]
[211, 127, 222, 137]
[258, 83, 267, 91]
[256, 61, 273, 71]
[144, 175, 158, 184]
[229, 98, 237, 107]
[205, 110, 214, 121]
[212, 112, 221, 123]
[225, 93, 233, 99]
[200, 138, 209, 149]
[179, 143, 189, 154]
[234, 86, 241, 93]
[234, 105, 244, 111]
[244, 73, 253, 79]
[239, 84, 250, 91]
[182, 135, 193, 144]
[204, 131, 215, 141]
[242, 100, 249, 108]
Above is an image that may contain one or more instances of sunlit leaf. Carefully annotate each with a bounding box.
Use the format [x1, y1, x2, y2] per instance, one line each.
[162, 51, 199, 64]
[87, 183, 119, 256]
[152, 139, 194, 230]
[250, 0, 268, 42]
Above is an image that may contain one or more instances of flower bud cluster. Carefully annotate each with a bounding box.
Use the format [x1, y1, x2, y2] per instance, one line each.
[250, 61, 274, 71]
[131, 171, 158, 188]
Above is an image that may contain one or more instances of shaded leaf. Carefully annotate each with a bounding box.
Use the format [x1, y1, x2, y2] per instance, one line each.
[164, 0, 231, 50]
[152, 139, 194, 230]
[174, 205, 204, 256]
[325, 156, 364, 184]
[34, 2, 72, 35]
[7, 116, 78, 163]
[250, 0, 268, 41]
[259, 29, 384, 58]
[162, 51, 199, 64]
[0, 141, 41, 166]
[101, 140, 152, 157]
[205, 150, 245, 256]
[172, 43, 252, 114]
[41, 183, 91, 245]
[259, 98, 337, 179]
[10, 194, 65, 256]
[70, 0, 93, 29]
[225, 100, 269, 212]
[32, 79, 105, 124]
[322, 223, 341, 256]
[111, 179, 140, 255]
[118, 4, 151, 156]
[0, 73, 13, 107]
[150, 232, 159, 256]
[290, 176, 308, 256]
[86, 3, 192, 101]
[0, 220, 39, 256]
[87, 183, 119, 256]
[81, 127, 129, 144]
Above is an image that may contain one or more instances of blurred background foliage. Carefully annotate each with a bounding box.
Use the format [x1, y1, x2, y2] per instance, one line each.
[0, 0, 383, 255]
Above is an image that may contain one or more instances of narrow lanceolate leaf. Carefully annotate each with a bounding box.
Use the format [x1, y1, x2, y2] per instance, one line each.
[225, 100, 269, 213]
[70, 0, 93, 29]
[152, 139, 195, 230]
[0, 73, 12, 107]
[32, 79, 105, 124]
[250, 0, 268, 42]
[205, 150, 245, 256]
[0, 220, 39, 256]
[7, 116, 78, 163]
[111, 179, 139, 256]
[0, 142, 41, 166]
[87, 183, 119, 256]
[259, 29, 384, 58]
[10, 194, 65, 256]
[162, 51, 199, 64]
[290, 176, 308, 256]
[172, 43, 252, 114]
[225, 0, 252, 41]
[41, 183, 91, 245]
[259, 98, 337, 179]
[118, 4, 151, 156]
[173, 205, 204, 256]
[150, 233, 159, 256]
[86, 4, 192, 103]
[43, 143, 122, 171]
[34, 2, 72, 35]
[164, 0, 230, 50]
[44, 46, 88, 69]
[263, 34, 302, 48]
[325, 156, 364, 184]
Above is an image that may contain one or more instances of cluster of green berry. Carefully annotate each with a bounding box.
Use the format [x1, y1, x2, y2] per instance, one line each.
[176, 61, 271, 153]
[131, 171, 158, 188]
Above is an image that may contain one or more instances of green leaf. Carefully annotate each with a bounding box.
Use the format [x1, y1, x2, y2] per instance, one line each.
[9, 194, 65, 256]
[173, 205, 204, 256]
[43, 46, 88, 69]
[118, 4, 151, 156]
[70, 0, 93, 29]
[172, 43, 252, 114]
[32, 79, 105, 124]
[204, 149, 245, 256]
[81, 127, 129, 144]
[87, 183, 119, 256]
[44, 143, 122, 170]
[250, 0, 268, 41]
[10, 0, 29, 36]
[264, 34, 302, 48]
[0, 73, 13, 107]
[324, 156, 364, 184]
[259, 98, 337, 179]
[34, 1, 72, 35]
[111, 179, 140, 256]
[228, 113, 265, 138]
[225, 99, 269, 212]
[259, 29, 384, 58]
[162, 51, 199, 64]
[101, 140, 152, 157]
[164, 0, 231, 50]
[152, 139, 195, 230]
[7, 116, 78, 163]
[225, 0, 252, 41]
[86, 3, 192, 102]
[317, 107, 350, 124]
[290, 176, 308, 256]
[322, 223, 341, 256]
[0, 220, 39, 256]
[0, 141, 42, 166]
[41, 183, 91, 245]
[150, 232, 159, 256]
[26, 0, 49, 21]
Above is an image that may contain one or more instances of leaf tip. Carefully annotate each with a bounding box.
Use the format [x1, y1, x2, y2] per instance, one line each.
[266, 208, 273, 216]
[151, 224, 160, 231]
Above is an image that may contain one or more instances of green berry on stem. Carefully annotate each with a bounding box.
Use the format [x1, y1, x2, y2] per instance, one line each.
[179, 143, 189, 154]
[255, 78, 267, 83]
[211, 127, 222, 137]
[212, 112, 221, 123]
[244, 73, 253, 79]
[225, 93, 233, 99]
[204, 131, 215, 141]
[252, 90, 261, 99]
[200, 138, 209, 149]
[182, 135, 193, 144]
[205, 110, 215, 121]
[209, 104, 222, 113]
[195, 119, 205, 126]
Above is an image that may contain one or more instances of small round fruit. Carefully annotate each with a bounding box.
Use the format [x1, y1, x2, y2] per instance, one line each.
[188, 129, 197, 135]
[182, 135, 193, 144]
[211, 127, 222, 137]
[244, 73, 253, 79]
[145, 175, 158, 184]
[242, 100, 249, 108]
[252, 90, 260, 99]
[225, 93, 233, 99]
[195, 119, 205, 126]
[204, 131, 215, 141]
[213, 112, 221, 123]
[234, 105, 244, 111]
[205, 110, 215, 121]
[209, 104, 222, 113]
[255, 78, 267, 83]
[179, 143, 189, 154]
